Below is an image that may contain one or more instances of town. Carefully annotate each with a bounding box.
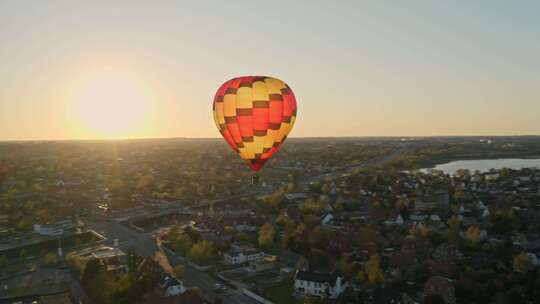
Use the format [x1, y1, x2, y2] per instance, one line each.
[1, 137, 540, 304]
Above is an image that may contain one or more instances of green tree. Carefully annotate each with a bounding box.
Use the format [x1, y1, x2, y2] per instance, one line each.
[44, 252, 57, 265]
[19, 248, 28, 261]
[0, 255, 8, 268]
[174, 233, 193, 256]
[81, 259, 112, 304]
[189, 240, 214, 266]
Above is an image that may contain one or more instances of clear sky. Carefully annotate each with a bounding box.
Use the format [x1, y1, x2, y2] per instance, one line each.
[1, 1, 539, 140]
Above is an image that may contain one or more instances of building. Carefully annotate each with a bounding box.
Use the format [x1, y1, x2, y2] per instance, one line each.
[246, 257, 276, 273]
[33, 219, 75, 236]
[223, 248, 264, 265]
[69, 246, 128, 275]
[160, 276, 186, 296]
[294, 270, 348, 299]
[279, 250, 309, 275]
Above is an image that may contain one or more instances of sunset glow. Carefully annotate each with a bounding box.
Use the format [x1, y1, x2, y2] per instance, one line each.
[67, 68, 155, 139]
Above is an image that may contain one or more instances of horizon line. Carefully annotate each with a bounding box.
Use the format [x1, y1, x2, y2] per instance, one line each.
[1, 134, 540, 143]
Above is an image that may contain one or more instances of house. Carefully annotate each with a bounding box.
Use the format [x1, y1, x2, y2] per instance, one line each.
[279, 250, 309, 275]
[294, 270, 348, 299]
[223, 248, 264, 265]
[321, 213, 334, 226]
[160, 276, 186, 296]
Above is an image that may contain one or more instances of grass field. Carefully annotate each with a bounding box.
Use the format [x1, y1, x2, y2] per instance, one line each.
[262, 280, 300, 304]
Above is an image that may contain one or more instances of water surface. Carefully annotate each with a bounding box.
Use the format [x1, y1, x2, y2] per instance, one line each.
[421, 158, 540, 175]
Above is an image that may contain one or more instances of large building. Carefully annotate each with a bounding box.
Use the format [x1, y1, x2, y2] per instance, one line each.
[294, 270, 348, 299]
[223, 248, 264, 265]
[33, 219, 75, 236]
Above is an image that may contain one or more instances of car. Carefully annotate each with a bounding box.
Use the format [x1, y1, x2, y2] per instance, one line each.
[212, 283, 227, 293]
[213, 283, 224, 289]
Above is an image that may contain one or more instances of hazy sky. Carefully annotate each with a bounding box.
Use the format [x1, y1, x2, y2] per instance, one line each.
[1, 1, 539, 140]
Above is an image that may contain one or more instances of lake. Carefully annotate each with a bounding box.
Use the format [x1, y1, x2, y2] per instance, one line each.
[421, 158, 540, 175]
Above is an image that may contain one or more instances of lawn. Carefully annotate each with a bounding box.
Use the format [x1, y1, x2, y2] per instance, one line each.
[262, 280, 300, 304]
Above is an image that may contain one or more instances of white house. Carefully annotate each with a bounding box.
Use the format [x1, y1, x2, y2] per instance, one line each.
[160, 276, 186, 296]
[294, 270, 348, 299]
[321, 213, 334, 226]
[224, 248, 264, 265]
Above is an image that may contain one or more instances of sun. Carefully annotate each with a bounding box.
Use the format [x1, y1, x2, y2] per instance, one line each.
[68, 67, 154, 139]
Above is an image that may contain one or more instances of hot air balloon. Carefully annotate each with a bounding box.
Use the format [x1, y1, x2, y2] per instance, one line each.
[213, 76, 297, 171]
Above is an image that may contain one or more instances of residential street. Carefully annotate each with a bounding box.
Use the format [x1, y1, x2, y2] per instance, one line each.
[84, 218, 259, 304]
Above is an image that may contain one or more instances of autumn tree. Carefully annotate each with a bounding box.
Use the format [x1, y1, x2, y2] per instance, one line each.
[466, 225, 480, 248]
[365, 254, 384, 285]
[303, 214, 320, 228]
[513, 252, 533, 273]
[188, 240, 214, 266]
[281, 221, 296, 248]
[308, 226, 329, 248]
[339, 254, 354, 276]
[174, 233, 193, 256]
[44, 252, 57, 265]
[258, 223, 276, 249]
[173, 265, 185, 279]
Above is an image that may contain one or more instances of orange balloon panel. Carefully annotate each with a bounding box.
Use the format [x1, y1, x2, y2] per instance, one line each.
[213, 76, 297, 171]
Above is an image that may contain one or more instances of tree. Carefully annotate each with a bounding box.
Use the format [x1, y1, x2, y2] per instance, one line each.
[466, 225, 480, 248]
[173, 265, 185, 279]
[356, 270, 366, 282]
[19, 248, 28, 261]
[339, 255, 354, 276]
[281, 221, 296, 248]
[44, 252, 57, 265]
[23, 200, 35, 212]
[303, 214, 320, 228]
[174, 233, 193, 256]
[188, 240, 214, 266]
[424, 294, 445, 304]
[276, 214, 292, 226]
[81, 259, 112, 304]
[513, 252, 533, 273]
[453, 190, 466, 202]
[258, 223, 276, 249]
[0, 255, 7, 268]
[446, 215, 459, 230]
[299, 199, 325, 214]
[308, 226, 329, 248]
[366, 254, 384, 284]
[136, 174, 153, 191]
[294, 223, 309, 249]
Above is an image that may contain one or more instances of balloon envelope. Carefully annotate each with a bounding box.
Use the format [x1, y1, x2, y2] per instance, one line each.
[213, 76, 297, 171]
